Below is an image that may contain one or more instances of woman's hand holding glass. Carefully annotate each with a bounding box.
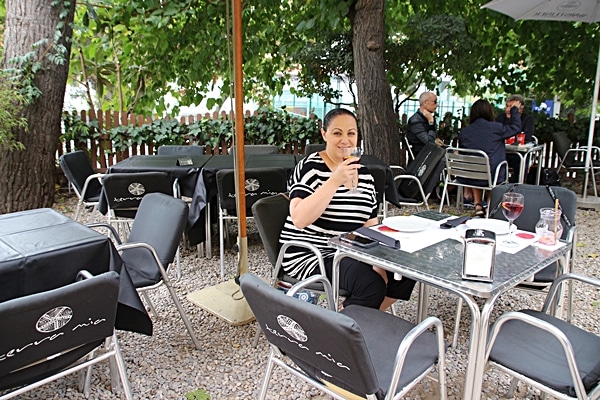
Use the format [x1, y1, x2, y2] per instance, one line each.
[341, 147, 361, 192]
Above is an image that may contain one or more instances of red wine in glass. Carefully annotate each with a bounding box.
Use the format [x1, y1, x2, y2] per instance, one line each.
[501, 192, 524, 247]
[502, 201, 524, 220]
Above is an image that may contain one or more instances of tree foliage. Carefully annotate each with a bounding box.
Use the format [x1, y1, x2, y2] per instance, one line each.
[67, 0, 600, 119]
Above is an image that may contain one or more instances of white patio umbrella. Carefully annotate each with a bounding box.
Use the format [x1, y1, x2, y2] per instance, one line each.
[482, 0, 600, 199]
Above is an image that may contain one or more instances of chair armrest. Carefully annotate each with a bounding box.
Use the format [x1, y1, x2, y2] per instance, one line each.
[115, 241, 169, 281]
[76, 270, 94, 281]
[287, 275, 335, 310]
[81, 172, 104, 197]
[389, 316, 446, 395]
[394, 174, 428, 201]
[389, 165, 406, 176]
[86, 222, 123, 245]
[274, 240, 327, 278]
[485, 310, 580, 385]
[542, 272, 600, 313]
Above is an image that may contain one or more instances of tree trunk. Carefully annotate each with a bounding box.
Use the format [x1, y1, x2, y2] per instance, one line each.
[0, 0, 75, 213]
[349, 0, 401, 166]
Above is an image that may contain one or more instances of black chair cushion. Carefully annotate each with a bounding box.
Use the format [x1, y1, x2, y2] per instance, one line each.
[341, 305, 441, 396]
[217, 167, 288, 215]
[489, 309, 600, 397]
[59, 150, 102, 200]
[121, 193, 188, 286]
[102, 172, 173, 219]
[240, 273, 381, 397]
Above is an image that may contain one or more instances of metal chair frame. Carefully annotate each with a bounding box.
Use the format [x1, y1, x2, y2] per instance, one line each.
[240, 273, 447, 400]
[485, 273, 600, 400]
[438, 147, 508, 216]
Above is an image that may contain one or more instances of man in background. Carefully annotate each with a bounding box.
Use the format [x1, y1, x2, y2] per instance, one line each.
[406, 91, 443, 156]
[496, 94, 536, 183]
[405, 91, 445, 200]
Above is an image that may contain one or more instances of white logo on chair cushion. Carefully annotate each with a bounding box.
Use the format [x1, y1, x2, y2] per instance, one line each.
[277, 315, 307, 342]
[36, 306, 73, 333]
[245, 178, 260, 192]
[128, 182, 146, 196]
[417, 164, 427, 178]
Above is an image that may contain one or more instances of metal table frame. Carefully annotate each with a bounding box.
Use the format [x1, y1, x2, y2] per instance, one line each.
[505, 143, 546, 184]
[329, 236, 571, 400]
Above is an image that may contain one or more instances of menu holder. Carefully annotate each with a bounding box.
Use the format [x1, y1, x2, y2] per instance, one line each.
[177, 157, 193, 166]
[462, 229, 495, 282]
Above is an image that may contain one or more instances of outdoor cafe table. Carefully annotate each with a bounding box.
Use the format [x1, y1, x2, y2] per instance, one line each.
[329, 228, 571, 400]
[0, 208, 152, 335]
[99, 154, 214, 246]
[505, 142, 546, 184]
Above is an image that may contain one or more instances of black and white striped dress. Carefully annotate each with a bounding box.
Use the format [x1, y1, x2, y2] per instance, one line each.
[279, 152, 378, 279]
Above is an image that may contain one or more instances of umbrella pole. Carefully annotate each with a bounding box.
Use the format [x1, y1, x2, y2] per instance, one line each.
[582, 41, 600, 199]
[232, 0, 248, 276]
[185, 0, 254, 326]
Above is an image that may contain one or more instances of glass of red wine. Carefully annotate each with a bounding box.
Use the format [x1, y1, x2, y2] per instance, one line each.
[501, 192, 524, 247]
[342, 147, 361, 192]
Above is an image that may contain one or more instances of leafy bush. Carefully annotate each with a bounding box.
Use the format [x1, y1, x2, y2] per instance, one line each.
[62, 106, 321, 152]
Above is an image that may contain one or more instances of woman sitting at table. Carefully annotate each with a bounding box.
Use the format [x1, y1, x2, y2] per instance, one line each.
[459, 99, 522, 217]
[279, 108, 415, 310]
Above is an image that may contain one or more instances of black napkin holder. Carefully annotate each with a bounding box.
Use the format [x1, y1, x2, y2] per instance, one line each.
[177, 156, 193, 166]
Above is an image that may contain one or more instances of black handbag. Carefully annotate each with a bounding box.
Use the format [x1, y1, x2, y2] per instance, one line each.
[398, 142, 445, 198]
[527, 165, 560, 186]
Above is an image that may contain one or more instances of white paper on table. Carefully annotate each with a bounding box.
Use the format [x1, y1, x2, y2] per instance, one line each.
[463, 242, 494, 279]
[495, 230, 539, 254]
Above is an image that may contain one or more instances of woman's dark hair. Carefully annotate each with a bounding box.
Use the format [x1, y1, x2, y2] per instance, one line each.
[322, 108, 357, 131]
[468, 99, 495, 124]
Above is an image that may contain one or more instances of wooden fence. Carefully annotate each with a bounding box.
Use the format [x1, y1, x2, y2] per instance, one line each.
[59, 109, 566, 174]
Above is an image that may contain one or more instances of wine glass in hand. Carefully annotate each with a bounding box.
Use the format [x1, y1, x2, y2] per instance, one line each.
[501, 192, 524, 247]
[342, 147, 361, 192]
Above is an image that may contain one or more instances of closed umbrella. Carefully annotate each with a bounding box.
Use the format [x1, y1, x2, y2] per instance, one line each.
[482, 0, 600, 200]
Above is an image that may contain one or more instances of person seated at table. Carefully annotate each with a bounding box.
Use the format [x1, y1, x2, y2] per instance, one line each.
[405, 91, 446, 200]
[496, 94, 536, 183]
[406, 91, 443, 156]
[279, 108, 415, 310]
[459, 99, 522, 217]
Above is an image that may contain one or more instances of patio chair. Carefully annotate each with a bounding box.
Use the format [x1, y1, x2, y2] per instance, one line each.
[438, 147, 509, 216]
[551, 131, 600, 196]
[215, 167, 288, 279]
[58, 150, 104, 221]
[91, 193, 201, 350]
[240, 272, 447, 400]
[304, 143, 325, 155]
[101, 172, 176, 235]
[157, 144, 205, 155]
[484, 273, 600, 400]
[0, 270, 132, 400]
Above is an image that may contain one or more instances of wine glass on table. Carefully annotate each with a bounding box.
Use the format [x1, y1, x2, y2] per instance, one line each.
[501, 192, 524, 247]
[342, 147, 362, 192]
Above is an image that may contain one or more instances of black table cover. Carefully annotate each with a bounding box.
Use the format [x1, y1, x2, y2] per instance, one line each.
[0, 208, 152, 335]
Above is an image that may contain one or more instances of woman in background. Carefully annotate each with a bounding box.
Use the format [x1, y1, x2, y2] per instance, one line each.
[459, 99, 522, 217]
[279, 108, 415, 310]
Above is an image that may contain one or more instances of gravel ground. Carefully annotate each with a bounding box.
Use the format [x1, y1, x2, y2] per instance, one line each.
[5, 188, 600, 400]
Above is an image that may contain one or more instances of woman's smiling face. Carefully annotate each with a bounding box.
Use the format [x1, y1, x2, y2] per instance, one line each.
[322, 114, 358, 162]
